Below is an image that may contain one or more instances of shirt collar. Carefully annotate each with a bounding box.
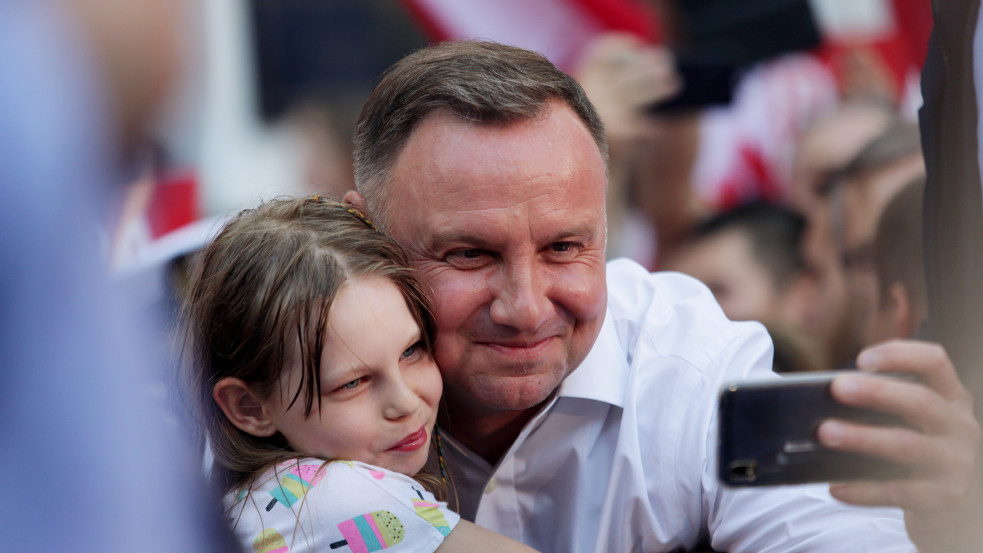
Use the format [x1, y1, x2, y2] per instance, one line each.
[557, 307, 629, 407]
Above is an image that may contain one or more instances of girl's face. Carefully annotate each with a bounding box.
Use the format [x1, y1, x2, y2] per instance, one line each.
[265, 276, 442, 476]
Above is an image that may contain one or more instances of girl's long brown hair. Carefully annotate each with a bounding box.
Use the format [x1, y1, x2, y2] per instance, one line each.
[178, 197, 437, 493]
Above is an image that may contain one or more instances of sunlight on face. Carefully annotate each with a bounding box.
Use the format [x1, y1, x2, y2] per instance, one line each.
[265, 276, 442, 476]
[381, 103, 609, 417]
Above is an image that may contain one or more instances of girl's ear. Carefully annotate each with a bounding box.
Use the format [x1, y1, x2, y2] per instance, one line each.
[213, 377, 277, 437]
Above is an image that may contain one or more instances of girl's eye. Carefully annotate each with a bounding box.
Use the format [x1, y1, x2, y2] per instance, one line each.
[401, 342, 422, 360]
[340, 378, 362, 391]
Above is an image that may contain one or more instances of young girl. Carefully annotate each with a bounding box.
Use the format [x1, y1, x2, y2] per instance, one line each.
[180, 197, 536, 553]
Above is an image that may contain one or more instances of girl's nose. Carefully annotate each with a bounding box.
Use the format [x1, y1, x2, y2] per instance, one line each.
[382, 376, 419, 420]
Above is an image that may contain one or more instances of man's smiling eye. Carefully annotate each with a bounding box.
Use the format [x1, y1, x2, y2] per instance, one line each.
[546, 241, 582, 257]
[445, 248, 492, 268]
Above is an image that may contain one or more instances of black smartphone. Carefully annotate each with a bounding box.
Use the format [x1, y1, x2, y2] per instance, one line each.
[717, 371, 911, 487]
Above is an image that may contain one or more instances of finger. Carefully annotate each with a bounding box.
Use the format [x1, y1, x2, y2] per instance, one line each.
[829, 479, 951, 511]
[829, 374, 952, 433]
[856, 340, 968, 403]
[819, 416, 981, 482]
[817, 418, 938, 468]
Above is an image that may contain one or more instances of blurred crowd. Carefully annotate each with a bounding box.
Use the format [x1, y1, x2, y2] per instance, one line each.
[569, 1, 930, 376]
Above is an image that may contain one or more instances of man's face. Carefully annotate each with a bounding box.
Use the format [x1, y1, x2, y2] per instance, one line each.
[665, 229, 780, 323]
[381, 103, 608, 418]
[789, 106, 890, 365]
[840, 154, 924, 346]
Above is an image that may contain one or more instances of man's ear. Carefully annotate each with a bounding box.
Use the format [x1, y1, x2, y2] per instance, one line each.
[212, 377, 277, 437]
[885, 281, 915, 339]
[343, 190, 367, 214]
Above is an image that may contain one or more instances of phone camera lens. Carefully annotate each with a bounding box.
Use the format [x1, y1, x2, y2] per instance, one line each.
[729, 460, 758, 482]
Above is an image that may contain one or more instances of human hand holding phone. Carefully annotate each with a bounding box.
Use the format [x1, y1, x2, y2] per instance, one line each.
[818, 340, 983, 553]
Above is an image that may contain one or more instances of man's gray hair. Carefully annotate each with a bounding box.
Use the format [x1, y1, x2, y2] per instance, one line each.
[352, 40, 608, 231]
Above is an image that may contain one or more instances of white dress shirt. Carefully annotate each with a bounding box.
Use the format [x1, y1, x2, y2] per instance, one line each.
[437, 258, 914, 553]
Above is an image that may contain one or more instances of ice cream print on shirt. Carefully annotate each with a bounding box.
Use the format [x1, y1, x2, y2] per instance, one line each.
[410, 486, 451, 536]
[265, 462, 327, 511]
[253, 528, 289, 553]
[225, 460, 460, 553]
[330, 510, 406, 552]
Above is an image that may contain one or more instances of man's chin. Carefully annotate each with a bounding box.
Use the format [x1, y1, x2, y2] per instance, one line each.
[454, 370, 565, 413]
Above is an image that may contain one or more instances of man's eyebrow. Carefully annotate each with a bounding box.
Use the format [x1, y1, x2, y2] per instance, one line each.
[428, 230, 496, 249]
[548, 222, 597, 242]
[428, 222, 598, 249]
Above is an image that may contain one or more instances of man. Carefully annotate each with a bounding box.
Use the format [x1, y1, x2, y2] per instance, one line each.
[834, 121, 925, 352]
[663, 201, 815, 328]
[788, 100, 894, 368]
[345, 41, 982, 553]
[663, 202, 826, 373]
[867, 177, 927, 344]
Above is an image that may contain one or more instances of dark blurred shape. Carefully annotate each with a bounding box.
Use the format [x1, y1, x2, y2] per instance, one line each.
[652, 0, 822, 112]
[670, 0, 821, 65]
[249, 0, 428, 122]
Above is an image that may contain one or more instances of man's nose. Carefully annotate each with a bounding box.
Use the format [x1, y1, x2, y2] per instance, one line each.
[489, 259, 551, 333]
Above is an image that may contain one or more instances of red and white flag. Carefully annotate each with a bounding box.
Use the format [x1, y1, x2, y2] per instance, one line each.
[399, 0, 657, 72]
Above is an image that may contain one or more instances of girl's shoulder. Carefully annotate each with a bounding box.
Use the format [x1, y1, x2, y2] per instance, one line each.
[224, 458, 459, 553]
[239, 458, 421, 491]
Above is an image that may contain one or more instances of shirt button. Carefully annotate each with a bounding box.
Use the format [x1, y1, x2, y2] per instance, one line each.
[484, 478, 498, 494]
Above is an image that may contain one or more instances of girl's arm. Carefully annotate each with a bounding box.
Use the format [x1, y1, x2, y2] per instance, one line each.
[437, 520, 540, 553]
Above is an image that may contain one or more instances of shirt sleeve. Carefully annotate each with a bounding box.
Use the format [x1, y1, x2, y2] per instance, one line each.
[226, 459, 459, 553]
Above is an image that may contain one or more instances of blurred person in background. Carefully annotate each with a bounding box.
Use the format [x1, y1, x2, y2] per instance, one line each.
[574, 31, 837, 268]
[0, 0, 234, 551]
[867, 177, 927, 345]
[572, 0, 912, 270]
[789, 100, 895, 368]
[833, 120, 924, 357]
[662, 201, 825, 370]
[663, 203, 815, 320]
[573, 32, 690, 267]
